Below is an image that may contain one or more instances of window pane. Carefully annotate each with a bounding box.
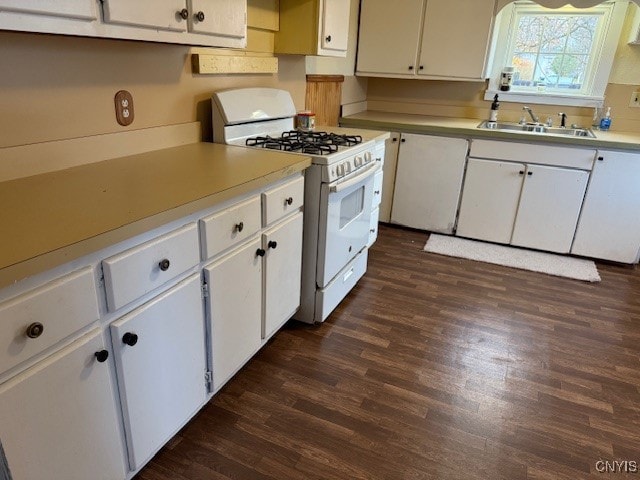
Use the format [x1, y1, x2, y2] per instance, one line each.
[515, 16, 542, 52]
[566, 17, 597, 53]
[539, 16, 570, 53]
[512, 53, 536, 86]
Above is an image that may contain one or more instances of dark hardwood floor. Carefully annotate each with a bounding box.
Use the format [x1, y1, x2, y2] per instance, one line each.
[137, 224, 640, 479]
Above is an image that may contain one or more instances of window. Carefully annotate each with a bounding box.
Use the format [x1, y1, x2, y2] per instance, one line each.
[485, 1, 627, 107]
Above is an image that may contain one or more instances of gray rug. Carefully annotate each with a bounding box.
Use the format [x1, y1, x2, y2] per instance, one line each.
[424, 234, 600, 282]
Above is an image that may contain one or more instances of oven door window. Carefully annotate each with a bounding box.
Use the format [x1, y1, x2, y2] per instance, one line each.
[340, 186, 365, 229]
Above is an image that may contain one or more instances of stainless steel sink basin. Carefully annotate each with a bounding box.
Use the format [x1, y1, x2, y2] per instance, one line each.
[477, 121, 596, 138]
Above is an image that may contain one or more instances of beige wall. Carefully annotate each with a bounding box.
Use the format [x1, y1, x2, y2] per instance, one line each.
[365, 2, 640, 133]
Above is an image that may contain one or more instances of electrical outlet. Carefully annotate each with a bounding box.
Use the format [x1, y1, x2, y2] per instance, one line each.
[630, 91, 640, 108]
[114, 90, 134, 126]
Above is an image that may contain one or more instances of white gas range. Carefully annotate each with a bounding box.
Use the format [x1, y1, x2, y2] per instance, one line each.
[212, 88, 388, 324]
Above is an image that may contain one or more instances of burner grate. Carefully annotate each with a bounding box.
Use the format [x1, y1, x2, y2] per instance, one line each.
[246, 131, 362, 155]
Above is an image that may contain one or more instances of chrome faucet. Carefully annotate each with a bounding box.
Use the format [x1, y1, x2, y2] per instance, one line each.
[522, 106, 539, 124]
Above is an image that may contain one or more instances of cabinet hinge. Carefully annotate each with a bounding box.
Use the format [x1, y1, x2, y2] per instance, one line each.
[205, 370, 213, 386]
[201, 282, 209, 299]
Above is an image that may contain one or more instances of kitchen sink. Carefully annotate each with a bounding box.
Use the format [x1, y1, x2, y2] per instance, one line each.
[477, 121, 596, 138]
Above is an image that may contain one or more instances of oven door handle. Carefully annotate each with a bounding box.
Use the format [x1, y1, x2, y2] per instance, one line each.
[329, 163, 378, 193]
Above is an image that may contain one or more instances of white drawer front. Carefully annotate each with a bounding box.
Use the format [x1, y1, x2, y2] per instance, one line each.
[103, 223, 200, 312]
[0, 267, 99, 375]
[262, 175, 304, 226]
[470, 139, 596, 170]
[200, 196, 261, 259]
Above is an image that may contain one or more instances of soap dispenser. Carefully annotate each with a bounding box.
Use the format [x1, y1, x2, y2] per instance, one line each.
[489, 94, 499, 123]
[599, 107, 612, 131]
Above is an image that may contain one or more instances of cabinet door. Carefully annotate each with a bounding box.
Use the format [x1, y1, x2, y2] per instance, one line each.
[320, 0, 350, 52]
[188, 0, 246, 38]
[511, 165, 589, 253]
[110, 274, 206, 471]
[0, 329, 126, 480]
[456, 158, 524, 244]
[572, 151, 640, 263]
[263, 212, 303, 339]
[391, 134, 468, 233]
[102, 0, 188, 31]
[418, 0, 495, 79]
[0, 0, 97, 19]
[356, 0, 424, 75]
[379, 133, 401, 222]
[204, 238, 262, 392]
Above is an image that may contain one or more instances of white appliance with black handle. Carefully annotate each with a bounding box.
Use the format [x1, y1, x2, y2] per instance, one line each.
[211, 88, 388, 324]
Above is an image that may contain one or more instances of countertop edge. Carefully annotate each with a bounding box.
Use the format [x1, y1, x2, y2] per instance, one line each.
[340, 114, 640, 152]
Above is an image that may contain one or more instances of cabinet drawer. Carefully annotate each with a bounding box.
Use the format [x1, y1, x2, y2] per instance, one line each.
[0, 267, 99, 376]
[102, 223, 199, 312]
[262, 175, 304, 226]
[470, 139, 596, 170]
[200, 195, 261, 259]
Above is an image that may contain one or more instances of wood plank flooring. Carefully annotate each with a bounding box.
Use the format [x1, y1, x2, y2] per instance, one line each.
[136, 224, 640, 479]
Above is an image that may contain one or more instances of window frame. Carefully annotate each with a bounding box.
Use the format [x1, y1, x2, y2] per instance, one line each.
[484, 0, 628, 107]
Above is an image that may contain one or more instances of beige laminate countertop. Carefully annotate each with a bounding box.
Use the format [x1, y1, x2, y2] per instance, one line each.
[340, 111, 640, 151]
[0, 142, 311, 288]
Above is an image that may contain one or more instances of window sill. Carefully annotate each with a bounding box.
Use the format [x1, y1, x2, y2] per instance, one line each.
[485, 90, 604, 108]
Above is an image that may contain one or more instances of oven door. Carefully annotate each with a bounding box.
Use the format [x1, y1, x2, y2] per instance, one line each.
[316, 162, 377, 287]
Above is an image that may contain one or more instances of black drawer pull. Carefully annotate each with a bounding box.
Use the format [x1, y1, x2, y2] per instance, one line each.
[178, 8, 188, 19]
[285, 197, 294, 206]
[268, 240, 278, 249]
[26, 322, 44, 339]
[122, 332, 138, 347]
[235, 222, 244, 233]
[158, 258, 171, 271]
[95, 350, 109, 363]
[195, 11, 205, 21]
[256, 248, 266, 257]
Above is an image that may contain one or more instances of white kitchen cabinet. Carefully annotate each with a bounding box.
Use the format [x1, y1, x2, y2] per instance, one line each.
[263, 212, 303, 339]
[102, 0, 245, 38]
[275, 0, 350, 56]
[0, 328, 126, 480]
[391, 134, 468, 233]
[379, 133, 401, 222]
[572, 151, 640, 263]
[205, 238, 262, 392]
[456, 158, 524, 244]
[511, 165, 589, 254]
[110, 274, 207, 471]
[0, 0, 97, 20]
[356, 0, 496, 80]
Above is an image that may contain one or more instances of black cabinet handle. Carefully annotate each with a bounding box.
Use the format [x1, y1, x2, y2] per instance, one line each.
[158, 258, 170, 271]
[268, 240, 278, 249]
[408, 65, 414, 70]
[419, 66, 424, 70]
[325, 35, 332, 42]
[178, 8, 189, 19]
[401, 138, 406, 143]
[375, 190, 381, 194]
[256, 248, 266, 257]
[598, 156, 604, 161]
[195, 11, 205, 21]
[519, 170, 524, 175]
[95, 350, 109, 363]
[285, 197, 293, 206]
[392, 137, 398, 142]
[122, 332, 138, 347]
[235, 222, 244, 233]
[527, 171, 533, 176]
[26, 322, 44, 339]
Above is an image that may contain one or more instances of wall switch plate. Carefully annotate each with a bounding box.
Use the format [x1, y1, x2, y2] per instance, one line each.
[114, 90, 134, 126]
[630, 91, 640, 108]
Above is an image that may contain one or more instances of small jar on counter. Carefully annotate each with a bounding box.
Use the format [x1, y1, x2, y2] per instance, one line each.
[296, 111, 316, 131]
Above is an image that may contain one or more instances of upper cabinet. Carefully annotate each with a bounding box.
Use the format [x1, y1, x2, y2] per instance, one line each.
[0, 0, 247, 48]
[275, 0, 351, 57]
[356, 0, 496, 80]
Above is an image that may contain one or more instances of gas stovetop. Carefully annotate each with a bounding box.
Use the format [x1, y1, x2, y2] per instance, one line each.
[245, 130, 363, 155]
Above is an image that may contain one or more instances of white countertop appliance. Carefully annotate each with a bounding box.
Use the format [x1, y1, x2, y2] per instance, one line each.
[211, 88, 386, 323]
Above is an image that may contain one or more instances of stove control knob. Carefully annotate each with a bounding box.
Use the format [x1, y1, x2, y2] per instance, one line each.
[354, 156, 362, 167]
[345, 163, 352, 175]
[337, 164, 345, 177]
[364, 151, 372, 163]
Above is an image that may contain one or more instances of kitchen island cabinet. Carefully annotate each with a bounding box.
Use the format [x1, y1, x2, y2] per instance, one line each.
[391, 133, 468, 233]
[356, 0, 496, 80]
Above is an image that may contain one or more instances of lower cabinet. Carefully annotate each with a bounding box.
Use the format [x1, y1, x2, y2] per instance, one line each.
[391, 133, 468, 233]
[572, 150, 640, 263]
[263, 212, 303, 339]
[0, 328, 126, 480]
[205, 238, 262, 392]
[457, 158, 589, 253]
[110, 274, 207, 471]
